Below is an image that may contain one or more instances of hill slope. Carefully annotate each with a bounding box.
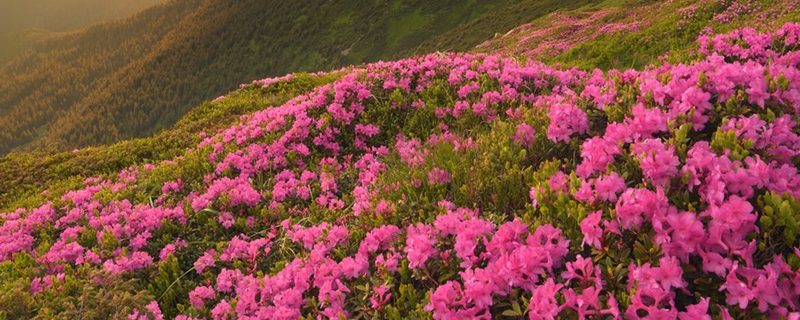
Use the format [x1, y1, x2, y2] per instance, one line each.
[1, 0, 800, 319]
[0, 0, 591, 156]
[0, 28, 52, 66]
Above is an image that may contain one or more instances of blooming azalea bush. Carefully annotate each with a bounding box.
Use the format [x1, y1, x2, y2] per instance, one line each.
[477, 0, 800, 71]
[1, 16, 800, 320]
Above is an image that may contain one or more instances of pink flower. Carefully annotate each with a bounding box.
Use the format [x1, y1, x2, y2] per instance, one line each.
[529, 278, 564, 319]
[633, 139, 680, 186]
[428, 167, 452, 185]
[128, 301, 164, 320]
[547, 102, 590, 143]
[549, 171, 568, 194]
[746, 78, 770, 108]
[663, 211, 705, 262]
[720, 263, 754, 309]
[339, 255, 369, 280]
[359, 225, 401, 254]
[158, 244, 176, 261]
[594, 172, 626, 202]
[210, 300, 233, 320]
[577, 137, 621, 178]
[561, 255, 601, 288]
[189, 285, 216, 310]
[216, 268, 243, 293]
[371, 285, 392, 309]
[512, 123, 536, 147]
[580, 211, 603, 249]
[218, 211, 235, 229]
[194, 250, 217, 274]
[655, 256, 687, 290]
[404, 223, 438, 269]
[678, 297, 711, 320]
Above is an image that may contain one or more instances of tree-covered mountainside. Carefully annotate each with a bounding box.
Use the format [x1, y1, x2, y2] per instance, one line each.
[0, 0, 168, 34]
[0, 0, 591, 156]
[0, 28, 52, 66]
[2, 0, 800, 319]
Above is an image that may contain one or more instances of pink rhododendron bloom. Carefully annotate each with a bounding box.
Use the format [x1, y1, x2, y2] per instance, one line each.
[484, 217, 529, 258]
[404, 223, 438, 269]
[216, 268, 244, 293]
[359, 225, 401, 254]
[679, 297, 711, 320]
[561, 255, 602, 288]
[547, 102, 590, 143]
[594, 172, 626, 202]
[512, 123, 536, 147]
[528, 278, 564, 319]
[577, 136, 621, 178]
[194, 250, 217, 274]
[580, 211, 603, 249]
[371, 284, 392, 309]
[218, 211, 235, 229]
[549, 171, 568, 194]
[428, 167, 452, 185]
[574, 179, 595, 202]
[720, 263, 755, 309]
[633, 139, 680, 186]
[746, 78, 770, 108]
[529, 186, 539, 207]
[210, 300, 233, 320]
[189, 286, 216, 310]
[563, 285, 601, 318]
[128, 301, 164, 320]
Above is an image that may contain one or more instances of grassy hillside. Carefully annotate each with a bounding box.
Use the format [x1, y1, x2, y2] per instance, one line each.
[1, 0, 800, 319]
[0, 0, 588, 157]
[474, 0, 800, 70]
[0, 0, 168, 34]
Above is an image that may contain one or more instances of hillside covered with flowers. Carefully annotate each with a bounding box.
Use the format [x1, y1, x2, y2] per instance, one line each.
[1, 0, 800, 319]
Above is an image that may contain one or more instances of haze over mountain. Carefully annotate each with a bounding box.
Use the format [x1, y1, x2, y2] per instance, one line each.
[0, 0, 591, 156]
[0, 0, 168, 34]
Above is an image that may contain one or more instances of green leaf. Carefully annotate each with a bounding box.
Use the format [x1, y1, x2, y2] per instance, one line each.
[502, 310, 521, 317]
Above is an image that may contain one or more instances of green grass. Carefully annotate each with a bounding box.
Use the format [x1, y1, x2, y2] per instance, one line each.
[387, 8, 432, 49]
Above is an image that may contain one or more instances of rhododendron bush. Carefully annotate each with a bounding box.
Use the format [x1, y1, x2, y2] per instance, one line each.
[2, 22, 800, 319]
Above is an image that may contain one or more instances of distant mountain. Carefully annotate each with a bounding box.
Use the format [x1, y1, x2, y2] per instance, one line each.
[0, 28, 51, 66]
[0, 0, 593, 155]
[0, 0, 168, 34]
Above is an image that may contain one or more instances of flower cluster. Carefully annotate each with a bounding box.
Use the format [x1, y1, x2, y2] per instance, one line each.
[2, 21, 800, 320]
